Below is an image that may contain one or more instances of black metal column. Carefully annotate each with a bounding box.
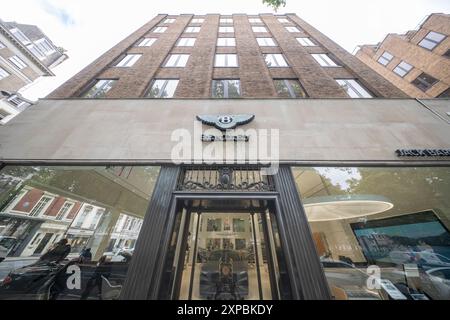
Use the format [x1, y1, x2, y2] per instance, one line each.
[273, 165, 331, 300]
[120, 166, 180, 300]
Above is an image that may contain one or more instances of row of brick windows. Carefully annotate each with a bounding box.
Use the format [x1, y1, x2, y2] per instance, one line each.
[377, 50, 448, 96]
[82, 77, 372, 99]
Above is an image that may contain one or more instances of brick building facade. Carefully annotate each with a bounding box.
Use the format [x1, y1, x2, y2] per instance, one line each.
[49, 13, 406, 99]
[356, 13, 450, 98]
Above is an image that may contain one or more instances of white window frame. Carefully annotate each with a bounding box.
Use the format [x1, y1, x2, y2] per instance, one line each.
[311, 53, 340, 67]
[138, 38, 157, 47]
[264, 54, 288, 67]
[336, 79, 372, 98]
[10, 28, 30, 44]
[419, 31, 446, 51]
[27, 43, 46, 60]
[393, 61, 413, 78]
[9, 55, 27, 69]
[219, 26, 234, 33]
[377, 51, 394, 66]
[56, 201, 75, 220]
[296, 37, 316, 46]
[147, 79, 179, 98]
[164, 18, 176, 24]
[274, 79, 306, 98]
[252, 26, 267, 33]
[191, 18, 205, 24]
[257, 38, 276, 47]
[249, 18, 262, 24]
[217, 37, 236, 47]
[30, 195, 53, 217]
[185, 26, 201, 33]
[286, 26, 301, 33]
[214, 54, 238, 67]
[176, 38, 196, 47]
[220, 18, 233, 24]
[34, 38, 55, 55]
[0, 66, 10, 80]
[153, 26, 167, 33]
[116, 54, 141, 67]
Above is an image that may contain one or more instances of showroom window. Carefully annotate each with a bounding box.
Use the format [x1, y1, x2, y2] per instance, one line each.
[293, 166, 450, 300]
[211, 79, 241, 98]
[0, 165, 160, 300]
[146, 79, 179, 98]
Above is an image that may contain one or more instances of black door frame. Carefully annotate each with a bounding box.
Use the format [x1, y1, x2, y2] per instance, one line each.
[120, 165, 331, 300]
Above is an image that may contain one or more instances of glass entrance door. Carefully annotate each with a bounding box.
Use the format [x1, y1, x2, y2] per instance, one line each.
[159, 199, 292, 300]
[179, 212, 272, 300]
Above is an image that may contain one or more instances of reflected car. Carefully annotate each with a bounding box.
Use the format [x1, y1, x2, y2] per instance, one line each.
[199, 250, 249, 300]
[420, 267, 450, 300]
[388, 250, 450, 267]
[0, 236, 17, 263]
[320, 259, 381, 300]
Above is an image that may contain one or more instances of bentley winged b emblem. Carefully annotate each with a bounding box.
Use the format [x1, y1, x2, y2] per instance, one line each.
[196, 114, 255, 131]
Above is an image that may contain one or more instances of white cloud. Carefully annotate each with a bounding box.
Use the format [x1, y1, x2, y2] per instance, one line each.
[1, 0, 449, 100]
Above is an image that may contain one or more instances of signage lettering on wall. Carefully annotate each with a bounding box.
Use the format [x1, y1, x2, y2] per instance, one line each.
[395, 149, 450, 157]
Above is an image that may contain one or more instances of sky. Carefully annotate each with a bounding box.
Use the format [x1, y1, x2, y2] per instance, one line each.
[2, 0, 450, 101]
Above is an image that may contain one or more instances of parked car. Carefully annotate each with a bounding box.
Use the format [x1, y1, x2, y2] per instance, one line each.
[420, 267, 450, 300]
[199, 250, 249, 300]
[0, 236, 18, 263]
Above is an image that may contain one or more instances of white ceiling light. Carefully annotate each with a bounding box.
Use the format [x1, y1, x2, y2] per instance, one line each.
[303, 195, 394, 222]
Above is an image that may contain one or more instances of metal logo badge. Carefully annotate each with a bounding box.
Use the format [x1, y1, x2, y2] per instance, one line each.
[196, 114, 255, 131]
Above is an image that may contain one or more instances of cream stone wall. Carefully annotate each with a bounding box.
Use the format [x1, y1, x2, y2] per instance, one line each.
[0, 98, 449, 163]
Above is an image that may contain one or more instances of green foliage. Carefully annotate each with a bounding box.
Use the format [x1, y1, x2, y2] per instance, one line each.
[262, 0, 287, 12]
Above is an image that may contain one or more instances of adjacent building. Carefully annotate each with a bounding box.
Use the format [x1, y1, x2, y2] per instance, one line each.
[0, 19, 68, 123]
[0, 14, 449, 301]
[356, 13, 450, 98]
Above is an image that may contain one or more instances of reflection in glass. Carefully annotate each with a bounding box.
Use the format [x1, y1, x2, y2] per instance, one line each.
[293, 167, 450, 300]
[0, 166, 160, 300]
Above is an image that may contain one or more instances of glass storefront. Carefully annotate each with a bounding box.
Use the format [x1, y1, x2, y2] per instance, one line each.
[293, 167, 450, 300]
[0, 165, 160, 300]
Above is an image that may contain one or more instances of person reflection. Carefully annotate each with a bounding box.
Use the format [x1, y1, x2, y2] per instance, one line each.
[38, 239, 71, 264]
[80, 255, 111, 300]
